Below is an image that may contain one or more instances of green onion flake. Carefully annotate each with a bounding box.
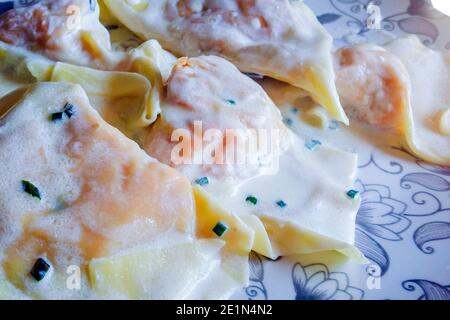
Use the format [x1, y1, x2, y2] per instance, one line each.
[49, 103, 75, 122]
[305, 139, 322, 151]
[22, 180, 41, 200]
[63, 103, 75, 118]
[195, 177, 209, 186]
[50, 112, 63, 122]
[276, 200, 287, 208]
[212, 222, 228, 237]
[246, 195, 258, 205]
[346, 189, 359, 199]
[30, 258, 50, 281]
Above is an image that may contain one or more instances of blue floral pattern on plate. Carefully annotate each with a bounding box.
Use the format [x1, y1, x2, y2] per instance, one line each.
[403, 280, 450, 300]
[232, 0, 450, 300]
[293, 263, 364, 300]
[354, 179, 410, 275]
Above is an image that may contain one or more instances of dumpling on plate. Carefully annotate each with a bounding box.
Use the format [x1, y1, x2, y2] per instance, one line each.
[103, 0, 349, 124]
[334, 36, 450, 165]
[383, 36, 450, 166]
[334, 44, 410, 131]
[0, 0, 179, 81]
[0, 0, 121, 69]
[97, 0, 144, 52]
[0, 40, 176, 136]
[0, 82, 252, 299]
[143, 55, 364, 261]
[0, 42, 54, 97]
[268, 36, 450, 166]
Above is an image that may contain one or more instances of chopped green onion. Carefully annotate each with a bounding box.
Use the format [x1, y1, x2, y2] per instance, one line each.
[246, 195, 258, 205]
[49, 103, 75, 122]
[30, 258, 50, 281]
[63, 103, 75, 118]
[22, 180, 41, 200]
[284, 118, 293, 126]
[195, 177, 209, 186]
[291, 107, 299, 114]
[347, 189, 359, 199]
[305, 139, 322, 151]
[50, 112, 63, 122]
[328, 120, 340, 130]
[212, 222, 228, 237]
[276, 200, 287, 208]
[226, 99, 236, 105]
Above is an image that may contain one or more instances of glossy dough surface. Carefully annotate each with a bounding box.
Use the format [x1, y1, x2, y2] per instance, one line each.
[103, 0, 348, 124]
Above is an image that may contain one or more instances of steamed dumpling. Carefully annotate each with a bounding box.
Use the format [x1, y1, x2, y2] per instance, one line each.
[144, 55, 290, 185]
[0, 82, 250, 299]
[268, 35, 450, 166]
[334, 36, 450, 165]
[334, 44, 410, 130]
[0, 40, 174, 136]
[0, 0, 121, 69]
[143, 55, 363, 260]
[103, 0, 348, 124]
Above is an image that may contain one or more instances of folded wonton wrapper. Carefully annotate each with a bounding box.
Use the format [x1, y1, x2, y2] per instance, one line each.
[0, 82, 252, 299]
[333, 36, 450, 166]
[384, 36, 450, 166]
[0, 40, 177, 137]
[0, 0, 125, 70]
[143, 55, 365, 262]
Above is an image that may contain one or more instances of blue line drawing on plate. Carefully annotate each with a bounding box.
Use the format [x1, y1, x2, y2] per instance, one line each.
[382, 0, 443, 45]
[416, 160, 450, 177]
[317, 13, 342, 25]
[402, 279, 450, 300]
[245, 252, 268, 300]
[358, 153, 404, 175]
[292, 263, 364, 300]
[413, 221, 450, 254]
[400, 173, 450, 217]
[401, 173, 450, 191]
[354, 180, 410, 275]
[319, 0, 449, 47]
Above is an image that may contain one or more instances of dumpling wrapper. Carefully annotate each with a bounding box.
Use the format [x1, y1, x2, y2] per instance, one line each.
[0, 0, 178, 75]
[0, 42, 54, 97]
[143, 55, 364, 261]
[0, 82, 250, 299]
[263, 36, 450, 168]
[334, 43, 410, 131]
[98, 0, 144, 52]
[0, 0, 127, 69]
[383, 36, 450, 166]
[333, 36, 450, 166]
[103, 0, 348, 124]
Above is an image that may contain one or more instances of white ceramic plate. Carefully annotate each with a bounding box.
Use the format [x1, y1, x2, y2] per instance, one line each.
[232, 0, 450, 300]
